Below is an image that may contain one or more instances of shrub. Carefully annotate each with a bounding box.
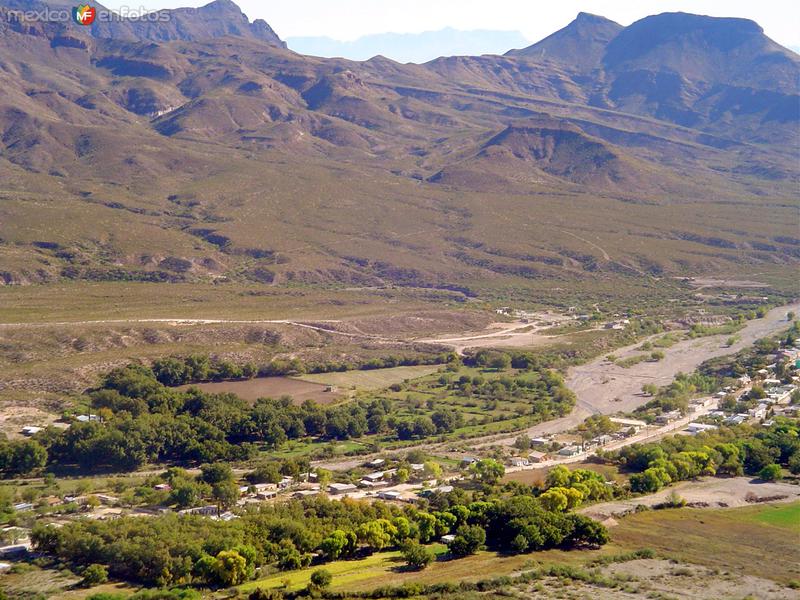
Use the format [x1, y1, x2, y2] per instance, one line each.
[81, 563, 108, 587]
[309, 569, 332, 588]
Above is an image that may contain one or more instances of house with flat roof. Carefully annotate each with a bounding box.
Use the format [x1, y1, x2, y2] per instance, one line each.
[328, 483, 357, 495]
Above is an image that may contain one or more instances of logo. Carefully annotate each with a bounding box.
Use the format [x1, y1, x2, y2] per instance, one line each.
[72, 4, 96, 25]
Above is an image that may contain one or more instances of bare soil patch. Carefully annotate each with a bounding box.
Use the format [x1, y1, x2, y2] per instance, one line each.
[178, 376, 343, 404]
[581, 477, 800, 520]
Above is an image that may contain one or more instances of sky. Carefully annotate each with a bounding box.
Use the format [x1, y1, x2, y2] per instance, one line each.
[105, 0, 800, 50]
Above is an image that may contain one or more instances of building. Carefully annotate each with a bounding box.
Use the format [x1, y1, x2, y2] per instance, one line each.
[509, 457, 529, 468]
[12, 503, 33, 512]
[359, 479, 389, 489]
[592, 434, 614, 447]
[366, 458, 385, 468]
[655, 410, 681, 424]
[328, 483, 358, 495]
[440, 534, 456, 544]
[0, 543, 31, 558]
[20, 426, 43, 436]
[609, 417, 647, 430]
[528, 451, 547, 463]
[749, 404, 768, 420]
[460, 456, 478, 466]
[530, 437, 549, 446]
[178, 505, 218, 516]
[292, 490, 320, 499]
[377, 490, 403, 501]
[76, 414, 100, 423]
[363, 471, 387, 482]
[557, 446, 581, 457]
[724, 414, 748, 426]
[686, 422, 718, 435]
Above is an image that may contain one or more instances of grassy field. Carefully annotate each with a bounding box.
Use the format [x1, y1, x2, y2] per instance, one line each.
[0, 282, 471, 324]
[742, 502, 800, 532]
[296, 365, 442, 391]
[240, 543, 613, 594]
[611, 502, 800, 583]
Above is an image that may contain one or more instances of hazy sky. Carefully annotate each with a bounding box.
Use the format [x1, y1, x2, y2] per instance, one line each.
[106, 0, 800, 49]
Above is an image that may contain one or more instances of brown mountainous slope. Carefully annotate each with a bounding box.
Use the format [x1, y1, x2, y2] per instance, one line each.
[0, 1, 797, 293]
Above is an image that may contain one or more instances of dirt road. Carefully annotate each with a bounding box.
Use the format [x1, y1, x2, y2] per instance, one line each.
[417, 313, 572, 353]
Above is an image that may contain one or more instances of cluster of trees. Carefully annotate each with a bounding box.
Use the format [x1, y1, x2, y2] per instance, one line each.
[3, 353, 578, 478]
[150, 353, 455, 387]
[436, 370, 574, 408]
[6, 364, 481, 477]
[538, 466, 614, 509]
[606, 419, 800, 493]
[0, 438, 48, 477]
[32, 485, 608, 587]
[635, 371, 718, 417]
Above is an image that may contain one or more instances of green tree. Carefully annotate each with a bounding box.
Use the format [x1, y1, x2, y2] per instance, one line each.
[401, 541, 435, 570]
[469, 458, 505, 484]
[539, 488, 568, 512]
[319, 529, 354, 560]
[448, 524, 485, 556]
[212, 480, 240, 510]
[215, 550, 249, 586]
[200, 462, 234, 485]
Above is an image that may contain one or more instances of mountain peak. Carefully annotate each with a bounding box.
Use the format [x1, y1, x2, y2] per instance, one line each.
[506, 12, 622, 71]
[602, 11, 797, 90]
[574, 12, 614, 24]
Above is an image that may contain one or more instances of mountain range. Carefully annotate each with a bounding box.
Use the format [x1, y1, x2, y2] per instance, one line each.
[0, 0, 797, 294]
[287, 28, 530, 63]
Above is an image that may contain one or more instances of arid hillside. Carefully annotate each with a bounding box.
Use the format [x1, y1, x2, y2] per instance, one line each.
[0, 1, 797, 294]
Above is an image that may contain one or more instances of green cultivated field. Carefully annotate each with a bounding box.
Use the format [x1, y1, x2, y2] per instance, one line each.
[296, 365, 442, 390]
[745, 502, 800, 532]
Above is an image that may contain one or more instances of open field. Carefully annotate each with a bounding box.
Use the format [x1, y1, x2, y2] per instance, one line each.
[296, 365, 442, 390]
[178, 376, 345, 404]
[612, 502, 800, 584]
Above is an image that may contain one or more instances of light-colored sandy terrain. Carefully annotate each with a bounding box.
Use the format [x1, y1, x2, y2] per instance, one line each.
[416, 312, 572, 352]
[581, 477, 800, 520]
[567, 301, 800, 415]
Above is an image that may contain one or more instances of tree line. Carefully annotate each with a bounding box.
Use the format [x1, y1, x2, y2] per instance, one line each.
[32, 483, 608, 588]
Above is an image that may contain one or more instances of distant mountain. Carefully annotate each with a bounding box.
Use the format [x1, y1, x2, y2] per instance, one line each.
[1, 0, 285, 45]
[0, 2, 797, 289]
[506, 12, 622, 72]
[287, 28, 530, 62]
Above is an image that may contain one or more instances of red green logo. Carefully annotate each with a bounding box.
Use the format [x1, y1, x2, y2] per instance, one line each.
[72, 5, 96, 26]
